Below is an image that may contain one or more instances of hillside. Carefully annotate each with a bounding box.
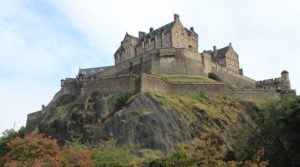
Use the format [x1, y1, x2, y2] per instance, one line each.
[25, 90, 259, 156]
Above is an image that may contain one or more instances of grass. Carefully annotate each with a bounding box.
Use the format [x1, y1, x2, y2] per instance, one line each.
[161, 74, 216, 84]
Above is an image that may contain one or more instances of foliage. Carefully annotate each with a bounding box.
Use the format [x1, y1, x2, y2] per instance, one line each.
[197, 90, 208, 101]
[0, 127, 25, 157]
[109, 92, 130, 113]
[0, 134, 95, 167]
[245, 95, 300, 167]
[92, 141, 133, 167]
[91, 140, 160, 167]
[149, 135, 268, 167]
[169, 146, 188, 161]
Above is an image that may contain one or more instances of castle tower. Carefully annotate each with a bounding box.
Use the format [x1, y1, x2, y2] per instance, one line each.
[281, 70, 291, 91]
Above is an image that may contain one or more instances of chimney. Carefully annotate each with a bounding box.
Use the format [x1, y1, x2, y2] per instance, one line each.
[213, 46, 217, 53]
[190, 27, 194, 32]
[138, 31, 146, 38]
[149, 27, 154, 32]
[229, 42, 232, 46]
[174, 14, 179, 21]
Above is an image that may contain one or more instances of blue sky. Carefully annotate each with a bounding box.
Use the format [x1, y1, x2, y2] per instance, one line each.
[0, 0, 299, 134]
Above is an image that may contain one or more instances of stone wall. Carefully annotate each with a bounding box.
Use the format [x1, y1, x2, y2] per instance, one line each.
[211, 66, 256, 88]
[170, 18, 198, 52]
[151, 48, 205, 75]
[25, 110, 43, 133]
[61, 78, 79, 96]
[141, 74, 279, 100]
[81, 75, 139, 95]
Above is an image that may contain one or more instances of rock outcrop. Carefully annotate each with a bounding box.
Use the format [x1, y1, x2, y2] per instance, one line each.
[26, 90, 259, 154]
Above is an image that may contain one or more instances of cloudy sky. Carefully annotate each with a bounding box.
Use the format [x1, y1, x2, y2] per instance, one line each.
[0, 0, 299, 134]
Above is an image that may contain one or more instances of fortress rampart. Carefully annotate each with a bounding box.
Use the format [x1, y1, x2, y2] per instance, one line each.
[60, 73, 281, 102]
[141, 74, 279, 100]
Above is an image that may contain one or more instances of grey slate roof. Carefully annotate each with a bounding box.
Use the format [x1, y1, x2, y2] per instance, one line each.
[78, 66, 112, 76]
[204, 45, 237, 60]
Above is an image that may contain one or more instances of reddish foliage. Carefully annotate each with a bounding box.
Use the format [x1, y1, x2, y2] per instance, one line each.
[0, 134, 95, 167]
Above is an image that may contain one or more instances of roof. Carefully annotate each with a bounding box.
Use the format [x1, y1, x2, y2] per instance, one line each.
[214, 46, 230, 60]
[281, 70, 289, 74]
[115, 33, 139, 55]
[140, 21, 175, 41]
[78, 66, 113, 76]
[204, 44, 237, 60]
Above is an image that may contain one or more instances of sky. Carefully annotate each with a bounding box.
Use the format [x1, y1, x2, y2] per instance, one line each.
[0, 0, 299, 134]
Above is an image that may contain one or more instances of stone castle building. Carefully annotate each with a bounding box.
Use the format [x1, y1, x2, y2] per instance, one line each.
[25, 14, 296, 149]
[75, 14, 295, 97]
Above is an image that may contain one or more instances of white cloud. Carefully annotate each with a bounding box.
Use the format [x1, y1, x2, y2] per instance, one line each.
[1, 0, 299, 134]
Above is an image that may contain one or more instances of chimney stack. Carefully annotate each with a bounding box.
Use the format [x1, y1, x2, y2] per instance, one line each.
[150, 27, 154, 32]
[213, 46, 217, 53]
[138, 31, 146, 38]
[190, 27, 194, 32]
[174, 14, 179, 21]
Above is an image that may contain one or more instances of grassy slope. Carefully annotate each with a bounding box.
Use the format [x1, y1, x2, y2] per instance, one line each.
[161, 74, 216, 83]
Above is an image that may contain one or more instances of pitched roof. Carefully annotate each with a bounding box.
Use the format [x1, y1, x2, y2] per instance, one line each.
[204, 45, 237, 60]
[78, 66, 113, 76]
[140, 21, 175, 41]
[214, 46, 230, 60]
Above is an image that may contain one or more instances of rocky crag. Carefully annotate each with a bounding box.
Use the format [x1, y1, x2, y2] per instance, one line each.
[26, 89, 259, 155]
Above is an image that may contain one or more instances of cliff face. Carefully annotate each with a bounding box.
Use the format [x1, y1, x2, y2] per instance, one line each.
[26, 90, 259, 154]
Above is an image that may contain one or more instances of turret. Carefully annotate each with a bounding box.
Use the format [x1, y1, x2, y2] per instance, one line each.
[281, 70, 291, 90]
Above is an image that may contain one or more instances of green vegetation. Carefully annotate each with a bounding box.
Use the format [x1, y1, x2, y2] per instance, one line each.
[149, 135, 268, 167]
[107, 91, 131, 117]
[161, 74, 216, 83]
[245, 96, 300, 167]
[0, 128, 24, 157]
[2, 93, 300, 166]
[64, 139, 161, 167]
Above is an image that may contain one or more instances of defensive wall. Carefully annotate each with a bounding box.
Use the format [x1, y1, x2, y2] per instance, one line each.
[80, 74, 139, 96]
[140, 74, 279, 100]
[25, 110, 44, 134]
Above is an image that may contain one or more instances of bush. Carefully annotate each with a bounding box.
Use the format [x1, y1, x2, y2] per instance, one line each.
[197, 90, 208, 102]
[113, 92, 130, 111]
[0, 127, 25, 157]
[92, 141, 133, 167]
[0, 134, 95, 167]
[169, 146, 188, 161]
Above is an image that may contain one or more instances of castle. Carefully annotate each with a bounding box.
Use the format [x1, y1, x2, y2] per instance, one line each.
[26, 14, 296, 138]
[60, 14, 295, 100]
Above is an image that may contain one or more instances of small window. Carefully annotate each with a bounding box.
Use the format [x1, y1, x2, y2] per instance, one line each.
[189, 45, 192, 49]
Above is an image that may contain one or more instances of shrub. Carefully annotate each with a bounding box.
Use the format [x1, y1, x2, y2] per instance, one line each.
[197, 90, 208, 101]
[169, 146, 188, 161]
[0, 134, 95, 167]
[92, 141, 133, 167]
[112, 92, 130, 111]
